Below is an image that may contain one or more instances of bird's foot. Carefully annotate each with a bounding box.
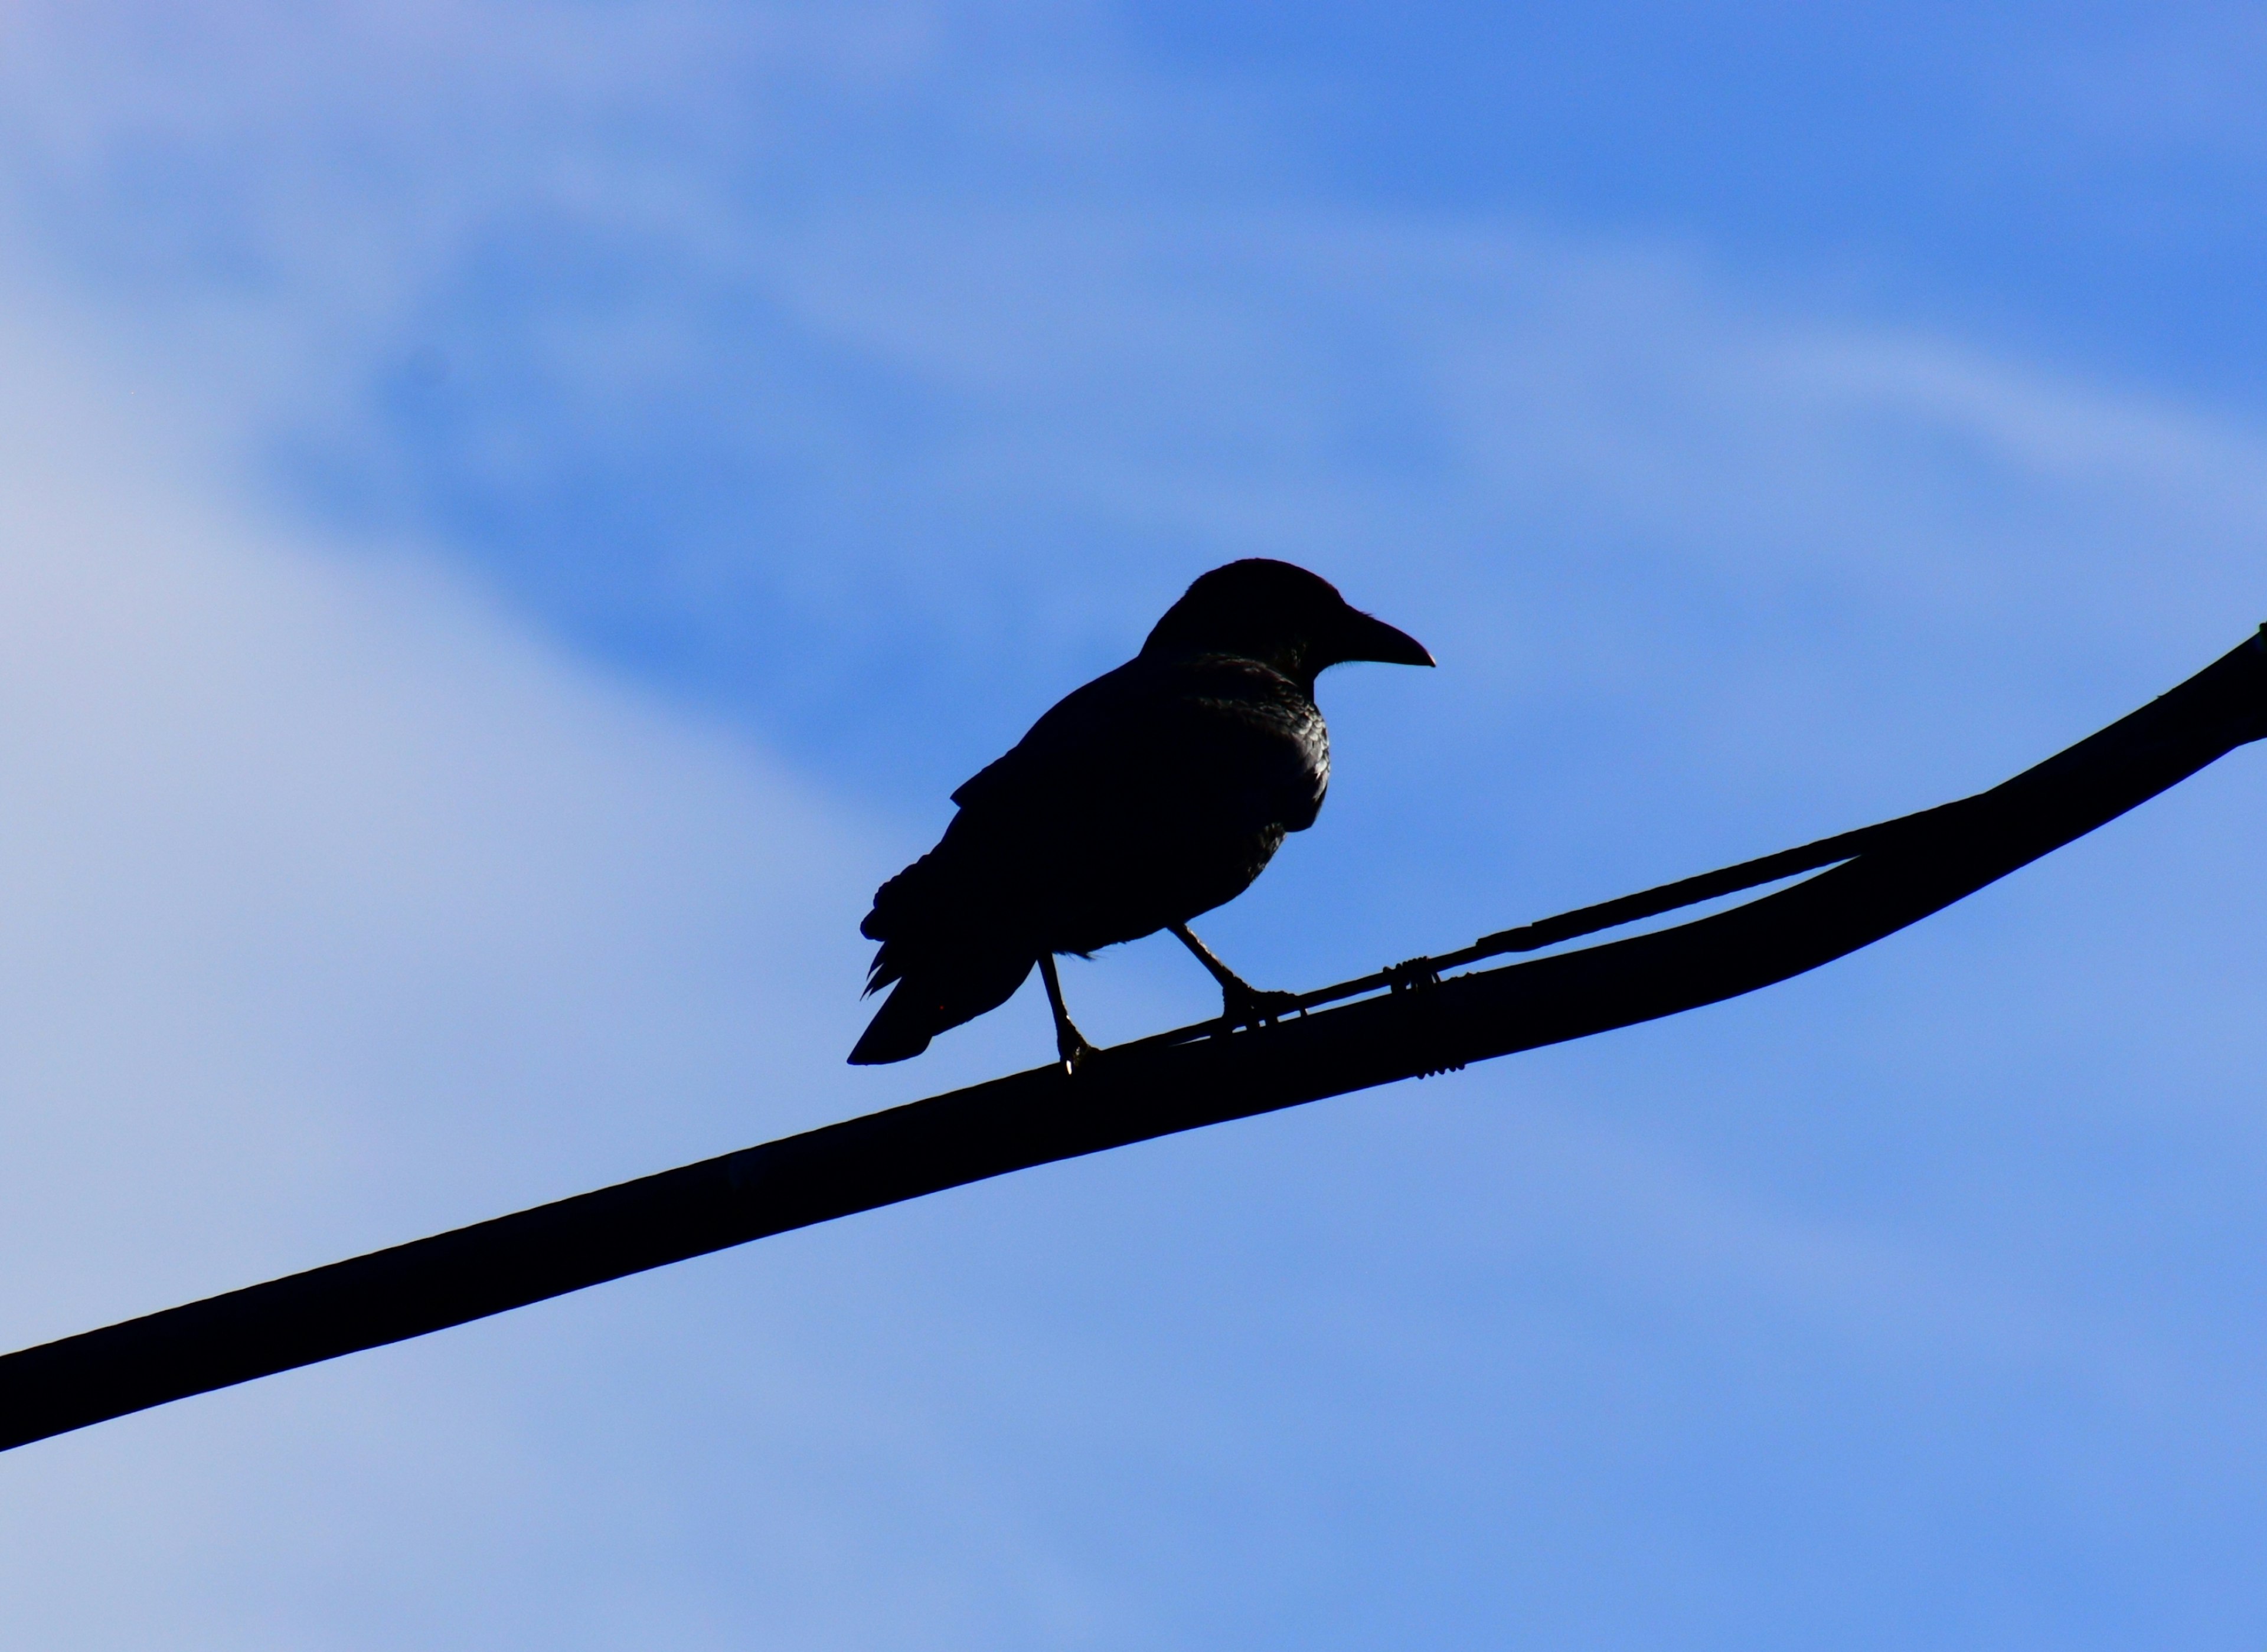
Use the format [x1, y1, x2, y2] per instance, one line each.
[1055, 1025, 1096, 1076]
[1219, 983, 1299, 1031]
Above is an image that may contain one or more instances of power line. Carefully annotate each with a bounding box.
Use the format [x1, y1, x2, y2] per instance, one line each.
[2, 627, 2261, 1454]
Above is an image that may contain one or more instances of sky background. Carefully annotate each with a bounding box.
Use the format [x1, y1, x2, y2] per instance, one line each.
[0, 3, 2263, 1646]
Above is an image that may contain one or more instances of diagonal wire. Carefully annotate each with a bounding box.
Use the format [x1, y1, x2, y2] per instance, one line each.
[0, 626, 2258, 1454]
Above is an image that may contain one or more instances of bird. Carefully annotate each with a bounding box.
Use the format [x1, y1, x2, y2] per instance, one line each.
[848, 559, 1433, 1071]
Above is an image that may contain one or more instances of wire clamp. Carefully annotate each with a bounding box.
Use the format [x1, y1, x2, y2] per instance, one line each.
[1386, 957, 1442, 993]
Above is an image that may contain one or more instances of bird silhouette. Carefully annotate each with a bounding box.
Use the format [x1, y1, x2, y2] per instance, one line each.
[849, 560, 1433, 1070]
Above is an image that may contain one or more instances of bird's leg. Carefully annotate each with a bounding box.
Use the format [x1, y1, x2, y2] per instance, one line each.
[1168, 922, 1299, 1029]
[1036, 952, 1095, 1075]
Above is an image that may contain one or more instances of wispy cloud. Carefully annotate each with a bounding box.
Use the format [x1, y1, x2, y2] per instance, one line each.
[1, 4, 2265, 1646]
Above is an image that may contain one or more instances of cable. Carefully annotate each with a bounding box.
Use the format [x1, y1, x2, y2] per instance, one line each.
[1, 626, 2259, 1454]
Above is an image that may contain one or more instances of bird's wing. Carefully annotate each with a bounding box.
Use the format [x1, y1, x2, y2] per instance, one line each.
[950, 655, 1325, 839]
[864, 656, 1325, 969]
[948, 660, 1150, 814]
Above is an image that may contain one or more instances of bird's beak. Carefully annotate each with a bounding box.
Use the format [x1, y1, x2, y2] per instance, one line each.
[1336, 609, 1435, 668]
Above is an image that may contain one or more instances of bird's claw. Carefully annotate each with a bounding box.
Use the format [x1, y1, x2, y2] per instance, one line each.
[1057, 1029, 1096, 1076]
[1220, 986, 1299, 1031]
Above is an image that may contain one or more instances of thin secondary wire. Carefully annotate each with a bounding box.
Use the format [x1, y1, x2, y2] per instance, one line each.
[1125, 795, 1970, 1054]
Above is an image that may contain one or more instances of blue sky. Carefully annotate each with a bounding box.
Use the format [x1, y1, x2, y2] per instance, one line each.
[0, 4, 2262, 1647]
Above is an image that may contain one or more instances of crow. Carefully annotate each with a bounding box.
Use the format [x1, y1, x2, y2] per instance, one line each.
[849, 559, 1433, 1070]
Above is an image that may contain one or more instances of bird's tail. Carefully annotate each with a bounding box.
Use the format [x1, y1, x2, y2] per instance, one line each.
[848, 944, 1036, 1065]
[851, 832, 1040, 1065]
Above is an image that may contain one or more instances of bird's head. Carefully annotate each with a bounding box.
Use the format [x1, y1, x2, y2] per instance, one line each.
[1139, 560, 1434, 690]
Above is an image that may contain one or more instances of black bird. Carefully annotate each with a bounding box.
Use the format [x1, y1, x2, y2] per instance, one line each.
[850, 560, 1433, 1070]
